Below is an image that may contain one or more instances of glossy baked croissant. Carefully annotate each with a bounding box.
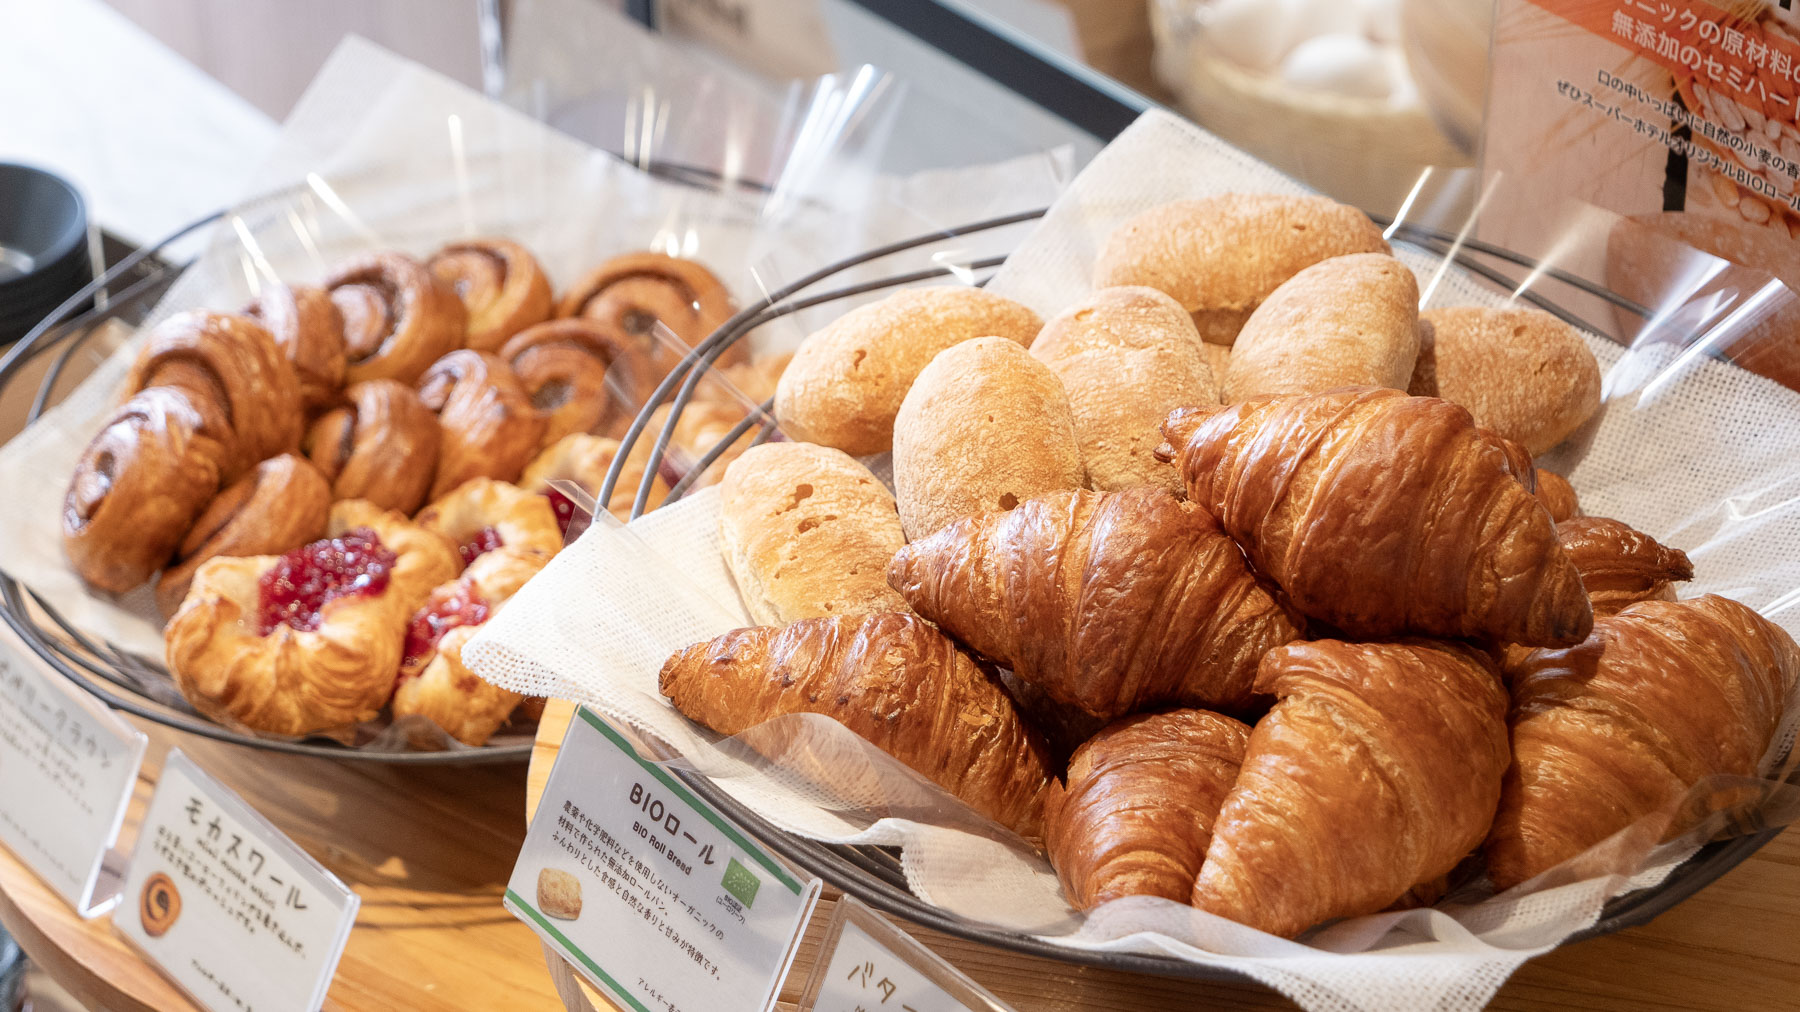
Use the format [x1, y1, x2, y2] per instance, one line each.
[499, 318, 657, 445]
[1486, 595, 1799, 890]
[1160, 388, 1592, 646]
[417, 350, 547, 499]
[428, 238, 553, 352]
[659, 613, 1053, 838]
[559, 252, 739, 369]
[303, 379, 442, 515]
[1535, 470, 1580, 523]
[62, 388, 231, 593]
[155, 454, 332, 618]
[889, 486, 1301, 719]
[245, 284, 346, 411]
[326, 252, 467, 385]
[1044, 709, 1250, 910]
[1479, 427, 1581, 522]
[1191, 639, 1511, 937]
[1557, 516, 1692, 617]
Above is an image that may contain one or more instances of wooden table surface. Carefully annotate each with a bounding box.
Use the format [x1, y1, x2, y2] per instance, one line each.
[1, 698, 1795, 1011]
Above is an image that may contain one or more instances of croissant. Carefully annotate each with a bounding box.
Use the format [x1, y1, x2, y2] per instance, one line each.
[155, 454, 332, 618]
[428, 238, 553, 352]
[1044, 709, 1250, 910]
[658, 613, 1053, 838]
[1557, 516, 1692, 617]
[303, 379, 441, 514]
[417, 350, 547, 499]
[124, 309, 303, 478]
[888, 486, 1301, 719]
[1160, 388, 1592, 646]
[1479, 427, 1581, 522]
[1486, 595, 1799, 890]
[1191, 638, 1511, 937]
[244, 284, 346, 411]
[499, 318, 658, 445]
[1535, 469, 1581, 523]
[326, 252, 466, 385]
[62, 388, 230, 593]
[559, 252, 739, 370]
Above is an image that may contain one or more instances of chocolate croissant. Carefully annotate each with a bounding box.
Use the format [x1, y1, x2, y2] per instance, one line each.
[1192, 639, 1510, 937]
[499, 318, 657, 445]
[428, 238, 553, 352]
[889, 486, 1300, 719]
[417, 350, 547, 500]
[155, 454, 332, 618]
[1160, 388, 1592, 647]
[244, 284, 346, 411]
[1486, 595, 1799, 890]
[326, 252, 466, 385]
[303, 379, 442, 514]
[658, 613, 1053, 838]
[559, 252, 738, 369]
[1556, 516, 1692, 617]
[1044, 709, 1250, 910]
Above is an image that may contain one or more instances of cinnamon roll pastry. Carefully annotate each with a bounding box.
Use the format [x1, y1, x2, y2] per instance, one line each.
[302, 379, 441, 515]
[392, 546, 547, 746]
[62, 387, 230, 593]
[415, 477, 562, 566]
[499, 318, 657, 445]
[326, 252, 467, 386]
[124, 309, 303, 478]
[244, 284, 346, 411]
[417, 350, 546, 499]
[558, 252, 738, 369]
[519, 434, 666, 528]
[155, 455, 333, 618]
[326, 500, 460, 613]
[428, 238, 553, 352]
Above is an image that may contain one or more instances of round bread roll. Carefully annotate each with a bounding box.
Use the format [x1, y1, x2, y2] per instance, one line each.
[1030, 286, 1216, 492]
[1409, 306, 1602, 456]
[774, 286, 1042, 456]
[893, 337, 1086, 540]
[1092, 193, 1390, 346]
[718, 442, 909, 626]
[1222, 253, 1421, 403]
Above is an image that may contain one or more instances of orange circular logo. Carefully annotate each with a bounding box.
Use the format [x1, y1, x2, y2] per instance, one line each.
[139, 872, 181, 937]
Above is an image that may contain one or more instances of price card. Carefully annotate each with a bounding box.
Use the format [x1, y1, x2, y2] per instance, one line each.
[507, 706, 821, 1012]
[802, 897, 1014, 1012]
[115, 750, 359, 1012]
[0, 621, 146, 916]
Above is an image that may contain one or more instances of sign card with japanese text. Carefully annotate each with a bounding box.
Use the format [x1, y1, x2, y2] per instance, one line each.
[507, 707, 822, 1012]
[803, 897, 1014, 1012]
[0, 621, 145, 915]
[115, 750, 359, 1012]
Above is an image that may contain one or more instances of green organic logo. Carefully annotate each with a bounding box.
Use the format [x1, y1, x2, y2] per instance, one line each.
[721, 857, 760, 909]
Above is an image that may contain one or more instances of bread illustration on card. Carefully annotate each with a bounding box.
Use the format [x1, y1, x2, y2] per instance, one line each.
[537, 868, 583, 920]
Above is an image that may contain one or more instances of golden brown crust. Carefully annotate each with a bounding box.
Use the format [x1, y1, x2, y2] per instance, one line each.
[245, 285, 346, 412]
[1092, 194, 1390, 345]
[890, 486, 1300, 718]
[155, 455, 332, 618]
[415, 478, 563, 562]
[326, 252, 467, 386]
[658, 613, 1053, 839]
[499, 318, 658, 445]
[1162, 387, 1593, 646]
[303, 379, 442, 515]
[1486, 596, 1800, 889]
[718, 442, 909, 626]
[1029, 286, 1216, 493]
[892, 337, 1086, 541]
[774, 287, 1043, 456]
[558, 252, 737, 369]
[1410, 307, 1602, 456]
[519, 433, 665, 522]
[1191, 639, 1510, 938]
[1223, 253, 1420, 402]
[428, 238, 553, 352]
[62, 388, 229, 593]
[417, 350, 547, 499]
[1535, 469, 1581, 523]
[1044, 709, 1250, 910]
[1557, 516, 1693, 617]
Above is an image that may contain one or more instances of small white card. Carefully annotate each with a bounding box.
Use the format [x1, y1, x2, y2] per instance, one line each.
[507, 707, 821, 1012]
[115, 750, 360, 1012]
[0, 621, 146, 916]
[803, 897, 1015, 1012]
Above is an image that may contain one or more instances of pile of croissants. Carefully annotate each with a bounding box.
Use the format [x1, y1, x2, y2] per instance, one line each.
[655, 192, 1800, 938]
[60, 238, 787, 745]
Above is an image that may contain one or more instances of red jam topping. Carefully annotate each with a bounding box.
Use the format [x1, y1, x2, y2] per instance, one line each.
[458, 526, 505, 566]
[544, 488, 577, 535]
[401, 584, 490, 669]
[257, 528, 396, 634]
